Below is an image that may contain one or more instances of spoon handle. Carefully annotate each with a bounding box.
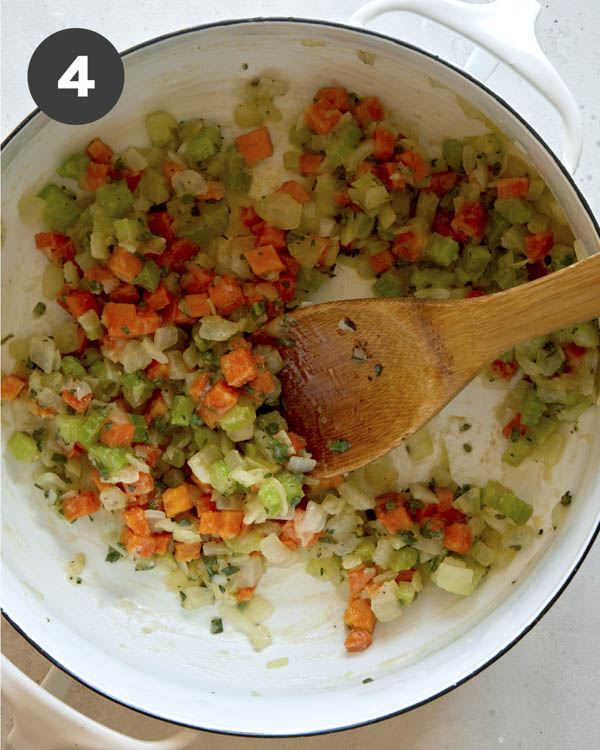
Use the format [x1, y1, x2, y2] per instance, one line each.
[464, 252, 600, 360]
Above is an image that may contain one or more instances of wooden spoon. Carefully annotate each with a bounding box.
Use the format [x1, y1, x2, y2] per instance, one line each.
[252, 252, 600, 479]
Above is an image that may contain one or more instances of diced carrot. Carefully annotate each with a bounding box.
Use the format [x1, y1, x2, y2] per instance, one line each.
[156, 238, 200, 271]
[124, 472, 154, 497]
[236, 586, 256, 602]
[304, 101, 342, 135]
[443, 523, 472, 555]
[152, 532, 172, 555]
[368, 249, 394, 274]
[467, 289, 486, 298]
[218, 510, 244, 539]
[195, 492, 216, 514]
[348, 565, 377, 597]
[35, 232, 77, 268]
[100, 419, 135, 447]
[450, 201, 486, 244]
[426, 170, 459, 197]
[102, 302, 161, 339]
[174, 541, 202, 562]
[110, 282, 140, 303]
[334, 191, 351, 207]
[86, 138, 113, 164]
[90, 468, 111, 492]
[256, 224, 287, 250]
[162, 160, 186, 183]
[133, 444, 162, 467]
[197, 511, 219, 535]
[85, 264, 119, 290]
[377, 162, 406, 191]
[61, 389, 92, 413]
[497, 176, 529, 199]
[280, 520, 301, 550]
[244, 245, 286, 279]
[344, 627, 372, 652]
[220, 347, 259, 388]
[244, 371, 276, 404]
[146, 359, 170, 381]
[63, 490, 101, 522]
[143, 284, 172, 311]
[375, 492, 414, 534]
[201, 380, 238, 427]
[373, 126, 395, 161]
[315, 87, 350, 112]
[182, 293, 211, 318]
[197, 182, 224, 201]
[82, 162, 110, 191]
[235, 126, 273, 166]
[123, 505, 151, 537]
[108, 246, 144, 283]
[524, 231, 554, 263]
[181, 265, 214, 293]
[162, 483, 194, 518]
[1, 375, 25, 401]
[396, 570, 415, 583]
[189, 373, 210, 404]
[240, 206, 261, 228]
[64, 290, 100, 319]
[491, 359, 517, 380]
[147, 211, 175, 242]
[564, 342, 587, 367]
[396, 150, 430, 183]
[27, 401, 56, 418]
[502, 413, 527, 440]
[392, 230, 423, 262]
[143, 393, 168, 425]
[433, 487, 454, 512]
[209, 275, 245, 316]
[344, 597, 376, 633]
[299, 153, 324, 175]
[287, 431, 307, 455]
[123, 529, 156, 558]
[279, 180, 310, 204]
[352, 96, 384, 129]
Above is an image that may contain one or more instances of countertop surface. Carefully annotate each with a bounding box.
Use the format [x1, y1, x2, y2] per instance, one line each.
[2, 1, 599, 748]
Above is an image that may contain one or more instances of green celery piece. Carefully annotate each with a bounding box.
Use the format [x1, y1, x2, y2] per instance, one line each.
[60, 356, 87, 379]
[288, 124, 312, 150]
[113, 218, 139, 244]
[187, 126, 222, 162]
[396, 581, 416, 605]
[145, 110, 177, 147]
[56, 415, 84, 445]
[140, 169, 170, 204]
[485, 210, 511, 250]
[354, 537, 376, 562]
[128, 414, 149, 443]
[442, 138, 464, 171]
[218, 404, 255, 432]
[550, 244, 575, 270]
[354, 213, 375, 239]
[314, 174, 338, 218]
[88, 444, 129, 476]
[95, 180, 134, 219]
[7, 431, 40, 463]
[258, 477, 284, 516]
[209, 459, 235, 494]
[572, 321, 599, 348]
[502, 437, 534, 467]
[373, 270, 408, 298]
[193, 425, 220, 451]
[176, 201, 230, 245]
[528, 416, 558, 445]
[494, 197, 534, 225]
[163, 444, 186, 468]
[283, 151, 300, 171]
[520, 389, 546, 427]
[411, 267, 455, 289]
[276, 471, 304, 504]
[469, 133, 503, 163]
[78, 408, 107, 448]
[482, 480, 532, 524]
[56, 152, 90, 180]
[224, 145, 252, 192]
[121, 372, 153, 408]
[89, 359, 121, 384]
[38, 184, 81, 232]
[326, 122, 361, 166]
[463, 243, 490, 272]
[501, 225, 526, 253]
[426, 233, 459, 267]
[537, 341, 565, 377]
[171, 395, 195, 426]
[389, 547, 419, 571]
[134, 260, 160, 293]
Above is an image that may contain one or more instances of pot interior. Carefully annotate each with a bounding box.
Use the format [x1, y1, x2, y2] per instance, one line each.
[2, 20, 599, 735]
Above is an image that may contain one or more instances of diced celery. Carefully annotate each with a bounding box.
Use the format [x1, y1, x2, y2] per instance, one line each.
[140, 169, 170, 205]
[411, 267, 455, 289]
[224, 145, 252, 192]
[145, 110, 178, 147]
[527, 177, 545, 201]
[209, 459, 235, 494]
[314, 174, 338, 218]
[171, 395, 195, 426]
[442, 138, 464, 172]
[550, 244, 575, 270]
[276, 470, 304, 504]
[56, 415, 84, 445]
[520, 389, 545, 426]
[187, 126, 222, 162]
[433, 559, 473, 596]
[494, 198, 534, 225]
[181, 200, 230, 245]
[95, 181, 134, 219]
[389, 547, 419, 571]
[128, 414, 149, 443]
[537, 341, 565, 377]
[326, 123, 362, 166]
[426, 233, 459, 267]
[377, 203, 396, 230]
[78, 310, 102, 341]
[529, 416, 558, 444]
[78, 408, 107, 448]
[287, 233, 325, 269]
[7, 431, 40, 463]
[501, 224, 526, 253]
[133, 260, 160, 293]
[283, 151, 301, 171]
[373, 270, 408, 298]
[88, 444, 129, 476]
[501, 436, 533, 467]
[218, 404, 255, 433]
[306, 557, 340, 582]
[471, 540, 495, 567]
[57, 152, 90, 180]
[485, 210, 510, 250]
[258, 477, 286, 516]
[469, 133, 503, 164]
[482, 481, 532, 524]
[89, 358, 122, 384]
[456, 243, 490, 285]
[38, 184, 81, 232]
[194, 425, 220, 451]
[572, 321, 599, 348]
[121, 372, 153, 407]
[289, 124, 312, 150]
[113, 218, 139, 244]
[163, 444, 186, 468]
[354, 212, 375, 238]
[355, 537, 377, 562]
[396, 581, 416, 605]
[60, 356, 87, 379]
[416, 191, 439, 228]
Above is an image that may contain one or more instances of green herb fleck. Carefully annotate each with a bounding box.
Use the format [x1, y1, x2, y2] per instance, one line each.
[362, 677, 373, 684]
[33, 302, 47, 318]
[179, 591, 187, 603]
[398, 530, 417, 546]
[463, 442, 472, 453]
[121, 325, 131, 335]
[211, 617, 224, 634]
[328, 439, 350, 454]
[420, 520, 443, 539]
[105, 547, 122, 563]
[560, 491, 573, 507]
[222, 565, 240, 577]
[460, 423, 471, 432]
[373, 363, 383, 377]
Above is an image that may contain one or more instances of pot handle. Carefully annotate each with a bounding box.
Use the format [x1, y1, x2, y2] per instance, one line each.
[349, 0, 582, 174]
[2, 658, 197, 750]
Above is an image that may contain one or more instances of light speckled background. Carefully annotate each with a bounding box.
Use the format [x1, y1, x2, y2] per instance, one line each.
[2, 1, 599, 748]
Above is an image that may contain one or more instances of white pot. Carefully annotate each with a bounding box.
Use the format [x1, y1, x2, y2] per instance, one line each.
[2, 1, 599, 744]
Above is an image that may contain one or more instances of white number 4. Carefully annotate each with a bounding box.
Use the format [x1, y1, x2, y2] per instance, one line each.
[58, 55, 95, 97]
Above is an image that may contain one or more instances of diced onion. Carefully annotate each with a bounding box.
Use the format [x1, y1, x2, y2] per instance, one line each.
[294, 501, 327, 546]
[29, 336, 59, 374]
[199, 316, 240, 342]
[181, 586, 214, 610]
[370, 581, 403, 622]
[172, 169, 208, 198]
[123, 147, 148, 172]
[219, 602, 273, 651]
[166, 350, 188, 379]
[78, 310, 103, 341]
[18, 194, 45, 225]
[121, 340, 154, 374]
[408, 483, 439, 504]
[259, 533, 293, 563]
[287, 455, 316, 474]
[154, 326, 179, 351]
[99, 486, 128, 511]
[172, 526, 203, 543]
[338, 482, 375, 511]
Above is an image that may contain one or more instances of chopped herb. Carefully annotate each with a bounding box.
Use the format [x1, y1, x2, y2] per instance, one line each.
[121, 325, 131, 335]
[495, 513, 506, 520]
[343, 317, 357, 331]
[33, 302, 46, 317]
[278, 336, 296, 347]
[105, 547, 122, 563]
[104, 421, 113, 431]
[510, 427, 521, 442]
[328, 439, 350, 454]
[509, 544, 522, 551]
[407, 497, 424, 513]
[52, 453, 67, 464]
[203, 555, 218, 579]
[269, 438, 289, 464]
[373, 363, 383, 377]
[428, 555, 442, 573]
[290, 496, 302, 507]
[218, 584, 226, 593]
[384, 499, 395, 511]
[398, 530, 417, 546]
[462, 442, 472, 453]
[179, 591, 187, 602]
[560, 491, 572, 507]
[32, 428, 45, 452]
[222, 565, 240, 577]
[420, 520, 443, 539]
[114, 157, 126, 172]
[211, 617, 224, 634]
[460, 423, 471, 432]
[265, 422, 279, 436]
[1, 334, 15, 345]
[88, 280, 102, 294]
[242, 63, 248, 70]
[182, 193, 195, 204]
[362, 677, 373, 684]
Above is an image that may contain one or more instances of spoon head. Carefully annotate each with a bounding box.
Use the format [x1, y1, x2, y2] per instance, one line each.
[253, 298, 469, 479]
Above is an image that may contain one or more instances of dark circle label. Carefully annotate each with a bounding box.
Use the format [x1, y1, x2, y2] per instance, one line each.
[28, 28, 124, 125]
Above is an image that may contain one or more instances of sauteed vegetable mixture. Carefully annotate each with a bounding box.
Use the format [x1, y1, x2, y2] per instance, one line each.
[3, 80, 598, 652]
